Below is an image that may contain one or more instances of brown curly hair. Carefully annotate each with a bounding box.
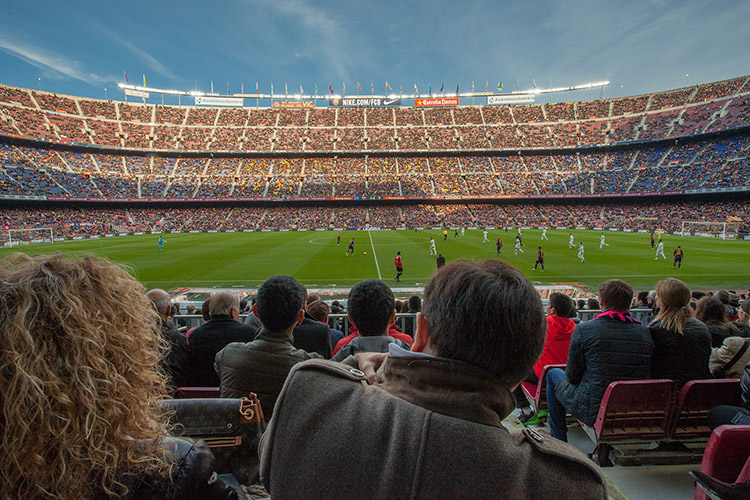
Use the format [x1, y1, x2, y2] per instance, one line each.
[0, 253, 171, 499]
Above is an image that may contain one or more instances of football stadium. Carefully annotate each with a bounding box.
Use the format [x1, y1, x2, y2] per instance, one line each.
[1, 2, 749, 499]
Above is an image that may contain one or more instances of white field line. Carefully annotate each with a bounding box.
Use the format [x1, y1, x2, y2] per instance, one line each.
[367, 230, 382, 279]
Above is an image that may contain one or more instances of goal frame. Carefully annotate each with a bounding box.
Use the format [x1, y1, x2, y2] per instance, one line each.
[680, 220, 737, 239]
[7, 227, 54, 246]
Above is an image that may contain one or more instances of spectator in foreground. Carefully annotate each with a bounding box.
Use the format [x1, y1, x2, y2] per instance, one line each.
[332, 279, 411, 362]
[187, 292, 257, 387]
[512, 292, 577, 425]
[147, 288, 189, 389]
[710, 336, 750, 378]
[546, 279, 654, 442]
[215, 276, 322, 419]
[259, 260, 607, 499]
[0, 253, 238, 499]
[648, 278, 711, 387]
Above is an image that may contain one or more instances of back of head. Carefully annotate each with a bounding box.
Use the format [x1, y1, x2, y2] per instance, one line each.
[549, 292, 576, 318]
[306, 299, 330, 323]
[696, 296, 727, 324]
[306, 292, 320, 304]
[408, 295, 422, 311]
[587, 298, 600, 311]
[147, 288, 171, 319]
[201, 298, 212, 321]
[717, 290, 730, 305]
[209, 292, 238, 317]
[653, 278, 691, 333]
[598, 279, 633, 312]
[256, 275, 305, 332]
[0, 253, 168, 499]
[348, 279, 395, 336]
[421, 259, 545, 387]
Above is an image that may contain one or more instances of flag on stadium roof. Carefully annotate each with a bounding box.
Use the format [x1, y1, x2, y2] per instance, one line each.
[456, 83, 459, 94]
[497, 81, 503, 91]
[385, 81, 392, 90]
[371, 82, 374, 93]
[227, 82, 230, 94]
[143, 74, 146, 87]
[241, 82, 244, 93]
[271, 83, 273, 94]
[440, 83, 444, 93]
[485, 81, 488, 91]
[357, 82, 362, 92]
[124, 71, 128, 82]
[414, 83, 418, 94]
[285, 83, 288, 96]
[314, 83, 318, 95]
[343, 82, 346, 94]
[329, 85, 333, 94]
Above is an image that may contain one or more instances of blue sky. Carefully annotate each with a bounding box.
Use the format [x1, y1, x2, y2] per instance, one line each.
[1, 0, 749, 104]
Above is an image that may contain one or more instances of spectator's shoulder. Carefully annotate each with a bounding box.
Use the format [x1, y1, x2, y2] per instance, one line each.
[287, 359, 366, 385]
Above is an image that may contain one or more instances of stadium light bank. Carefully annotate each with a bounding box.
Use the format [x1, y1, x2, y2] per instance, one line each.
[117, 80, 610, 102]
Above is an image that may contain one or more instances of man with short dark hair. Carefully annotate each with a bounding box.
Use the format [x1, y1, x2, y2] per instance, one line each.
[259, 261, 607, 499]
[403, 294, 421, 338]
[187, 292, 257, 387]
[147, 289, 189, 389]
[546, 279, 654, 442]
[215, 276, 322, 419]
[332, 279, 410, 361]
[291, 287, 332, 358]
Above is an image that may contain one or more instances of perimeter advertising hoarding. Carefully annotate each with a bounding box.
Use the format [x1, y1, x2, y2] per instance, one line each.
[487, 95, 536, 105]
[273, 101, 315, 108]
[195, 96, 244, 107]
[328, 98, 402, 107]
[414, 98, 459, 107]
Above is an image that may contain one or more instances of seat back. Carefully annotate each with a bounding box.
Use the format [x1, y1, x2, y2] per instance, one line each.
[174, 386, 220, 398]
[520, 363, 566, 412]
[670, 379, 741, 441]
[593, 379, 675, 442]
[694, 425, 750, 500]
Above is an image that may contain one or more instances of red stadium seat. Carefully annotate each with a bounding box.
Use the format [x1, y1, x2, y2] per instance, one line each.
[693, 425, 750, 500]
[174, 387, 220, 398]
[581, 379, 675, 466]
[520, 363, 566, 413]
[669, 379, 742, 442]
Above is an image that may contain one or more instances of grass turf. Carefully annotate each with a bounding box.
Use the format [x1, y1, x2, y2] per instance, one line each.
[0, 229, 748, 292]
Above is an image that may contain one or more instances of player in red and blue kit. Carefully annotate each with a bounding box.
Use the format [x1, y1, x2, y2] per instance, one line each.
[496, 237, 503, 256]
[673, 246, 683, 269]
[534, 247, 544, 271]
[347, 237, 355, 255]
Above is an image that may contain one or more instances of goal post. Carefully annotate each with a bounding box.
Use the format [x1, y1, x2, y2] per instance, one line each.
[680, 220, 738, 239]
[6, 227, 54, 246]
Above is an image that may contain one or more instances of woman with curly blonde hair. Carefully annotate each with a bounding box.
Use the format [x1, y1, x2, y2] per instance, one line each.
[0, 253, 239, 500]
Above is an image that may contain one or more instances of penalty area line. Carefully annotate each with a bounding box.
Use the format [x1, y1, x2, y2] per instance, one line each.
[367, 230, 382, 279]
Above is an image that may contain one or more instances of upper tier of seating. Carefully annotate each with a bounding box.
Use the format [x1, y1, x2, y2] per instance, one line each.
[0, 75, 748, 153]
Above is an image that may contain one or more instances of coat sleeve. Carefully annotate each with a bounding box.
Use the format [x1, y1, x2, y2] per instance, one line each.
[565, 325, 586, 385]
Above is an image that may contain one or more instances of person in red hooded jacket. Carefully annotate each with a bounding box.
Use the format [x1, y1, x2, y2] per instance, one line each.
[512, 292, 578, 424]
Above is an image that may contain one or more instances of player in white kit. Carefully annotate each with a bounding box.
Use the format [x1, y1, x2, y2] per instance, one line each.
[600, 233, 609, 249]
[578, 242, 585, 263]
[514, 238, 524, 254]
[655, 240, 666, 260]
[482, 230, 489, 243]
[541, 228, 548, 240]
[429, 237, 437, 256]
[569, 233, 575, 248]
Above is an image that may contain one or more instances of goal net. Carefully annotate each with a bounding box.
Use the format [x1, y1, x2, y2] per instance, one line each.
[6, 227, 54, 247]
[680, 220, 739, 239]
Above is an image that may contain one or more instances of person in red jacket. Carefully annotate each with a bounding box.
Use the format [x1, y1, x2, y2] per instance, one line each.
[394, 251, 403, 282]
[512, 292, 578, 425]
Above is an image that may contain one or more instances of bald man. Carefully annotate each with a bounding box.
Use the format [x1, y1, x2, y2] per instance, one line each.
[147, 289, 189, 389]
[187, 292, 257, 387]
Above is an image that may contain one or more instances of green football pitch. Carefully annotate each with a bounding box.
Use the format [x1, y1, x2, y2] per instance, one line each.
[0, 229, 748, 292]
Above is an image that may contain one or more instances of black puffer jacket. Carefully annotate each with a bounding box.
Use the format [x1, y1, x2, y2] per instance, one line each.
[649, 316, 712, 387]
[555, 315, 654, 426]
[95, 438, 242, 500]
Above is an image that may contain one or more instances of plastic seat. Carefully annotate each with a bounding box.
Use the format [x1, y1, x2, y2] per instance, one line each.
[669, 379, 741, 442]
[592, 379, 675, 443]
[174, 386, 221, 398]
[693, 425, 750, 500]
[520, 364, 566, 412]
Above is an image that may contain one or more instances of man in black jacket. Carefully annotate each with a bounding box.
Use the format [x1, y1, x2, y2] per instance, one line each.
[291, 287, 332, 358]
[147, 289, 189, 389]
[187, 292, 257, 387]
[546, 279, 654, 442]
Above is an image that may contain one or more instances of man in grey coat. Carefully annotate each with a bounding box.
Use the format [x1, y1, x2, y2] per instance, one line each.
[259, 260, 608, 499]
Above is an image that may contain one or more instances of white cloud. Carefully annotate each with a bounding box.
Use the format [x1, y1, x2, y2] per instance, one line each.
[105, 34, 181, 82]
[0, 34, 116, 85]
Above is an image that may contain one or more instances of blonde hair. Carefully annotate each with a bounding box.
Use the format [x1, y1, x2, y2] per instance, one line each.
[651, 278, 691, 334]
[0, 253, 170, 499]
